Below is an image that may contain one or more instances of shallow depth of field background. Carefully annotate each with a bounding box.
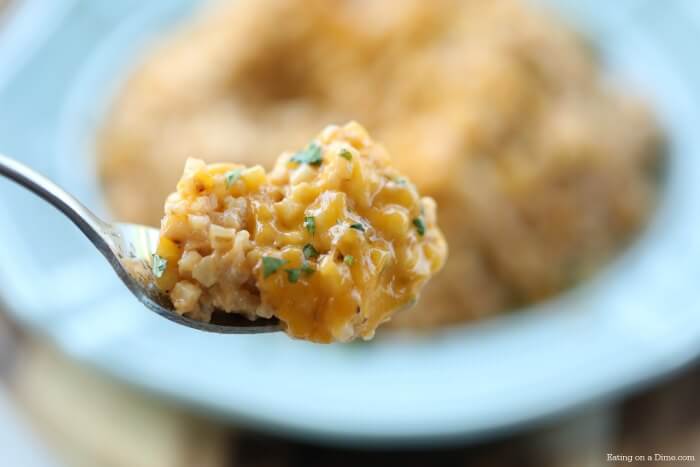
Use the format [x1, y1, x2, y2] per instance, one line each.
[0, 1, 700, 466]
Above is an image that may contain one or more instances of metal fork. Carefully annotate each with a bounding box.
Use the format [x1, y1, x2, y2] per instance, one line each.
[0, 154, 281, 334]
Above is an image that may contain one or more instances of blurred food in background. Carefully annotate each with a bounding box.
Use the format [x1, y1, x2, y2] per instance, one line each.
[99, 0, 662, 331]
[0, 0, 10, 24]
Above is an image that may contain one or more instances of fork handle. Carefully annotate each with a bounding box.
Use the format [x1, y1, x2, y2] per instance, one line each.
[0, 154, 108, 245]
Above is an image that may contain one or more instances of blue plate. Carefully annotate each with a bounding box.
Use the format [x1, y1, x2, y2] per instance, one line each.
[1, 0, 700, 446]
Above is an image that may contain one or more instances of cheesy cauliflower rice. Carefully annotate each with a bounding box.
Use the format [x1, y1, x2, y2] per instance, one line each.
[100, 0, 662, 330]
[153, 122, 447, 343]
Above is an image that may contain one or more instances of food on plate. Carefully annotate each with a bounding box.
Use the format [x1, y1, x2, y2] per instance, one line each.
[153, 122, 447, 343]
[101, 0, 662, 330]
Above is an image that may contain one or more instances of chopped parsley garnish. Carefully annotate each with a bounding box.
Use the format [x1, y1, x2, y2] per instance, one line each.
[152, 254, 168, 278]
[344, 255, 355, 266]
[339, 148, 353, 161]
[291, 143, 323, 166]
[286, 268, 301, 284]
[286, 262, 315, 283]
[303, 243, 319, 259]
[301, 262, 316, 275]
[413, 217, 426, 236]
[304, 216, 316, 235]
[262, 256, 287, 278]
[349, 223, 365, 232]
[224, 168, 243, 188]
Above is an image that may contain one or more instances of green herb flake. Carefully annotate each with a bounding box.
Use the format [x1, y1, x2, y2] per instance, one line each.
[344, 255, 355, 266]
[262, 256, 287, 278]
[286, 268, 302, 284]
[349, 223, 365, 232]
[291, 143, 323, 166]
[394, 177, 407, 185]
[301, 262, 316, 275]
[152, 254, 168, 278]
[224, 168, 243, 188]
[339, 148, 353, 161]
[303, 243, 319, 259]
[284, 260, 316, 283]
[304, 216, 316, 235]
[413, 217, 426, 236]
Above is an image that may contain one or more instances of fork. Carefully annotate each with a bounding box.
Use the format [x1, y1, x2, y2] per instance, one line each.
[0, 154, 281, 334]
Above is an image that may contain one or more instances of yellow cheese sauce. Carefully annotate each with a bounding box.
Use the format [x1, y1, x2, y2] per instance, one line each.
[154, 122, 447, 342]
